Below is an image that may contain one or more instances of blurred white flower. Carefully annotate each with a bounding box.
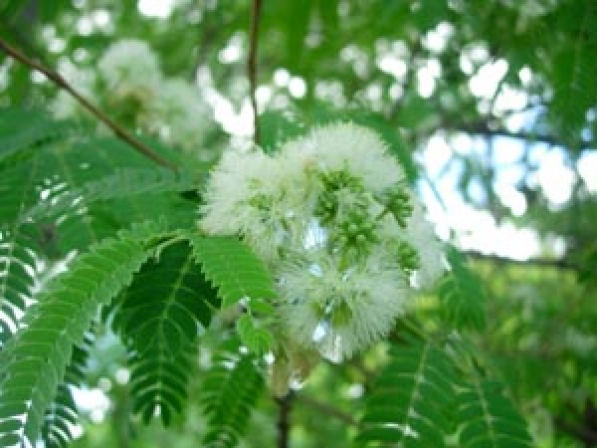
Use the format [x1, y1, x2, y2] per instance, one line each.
[49, 39, 215, 155]
[97, 39, 161, 95]
[145, 79, 214, 155]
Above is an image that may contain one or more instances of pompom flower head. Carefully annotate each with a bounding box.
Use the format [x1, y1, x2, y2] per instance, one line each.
[98, 39, 161, 95]
[200, 122, 444, 361]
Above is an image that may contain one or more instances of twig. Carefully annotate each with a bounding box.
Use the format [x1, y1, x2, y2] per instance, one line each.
[276, 391, 294, 448]
[295, 394, 361, 428]
[464, 250, 578, 271]
[247, 0, 263, 146]
[0, 38, 177, 171]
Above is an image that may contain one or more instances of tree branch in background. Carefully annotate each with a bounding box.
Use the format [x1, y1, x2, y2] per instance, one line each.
[465, 250, 578, 271]
[247, 0, 263, 146]
[276, 392, 294, 448]
[0, 38, 178, 171]
[455, 122, 593, 152]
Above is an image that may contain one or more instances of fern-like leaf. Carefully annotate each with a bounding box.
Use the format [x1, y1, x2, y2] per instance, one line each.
[0, 221, 169, 446]
[40, 384, 79, 448]
[356, 341, 457, 447]
[438, 247, 486, 331]
[187, 235, 277, 308]
[0, 223, 39, 343]
[201, 350, 265, 447]
[114, 241, 219, 425]
[25, 167, 196, 224]
[457, 379, 533, 448]
[0, 108, 71, 166]
[128, 347, 193, 426]
[550, 2, 597, 142]
[41, 337, 91, 448]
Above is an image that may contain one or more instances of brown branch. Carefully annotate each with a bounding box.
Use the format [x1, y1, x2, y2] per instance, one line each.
[295, 393, 361, 428]
[247, 0, 263, 146]
[465, 250, 578, 271]
[0, 38, 177, 171]
[275, 391, 294, 448]
[453, 122, 593, 151]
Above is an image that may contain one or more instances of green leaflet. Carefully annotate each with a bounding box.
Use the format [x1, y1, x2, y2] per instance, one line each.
[355, 338, 534, 448]
[549, 2, 597, 144]
[187, 235, 278, 308]
[40, 336, 91, 448]
[236, 314, 275, 356]
[356, 341, 457, 448]
[201, 349, 265, 448]
[0, 223, 39, 344]
[41, 384, 79, 448]
[114, 241, 219, 425]
[458, 380, 533, 448]
[24, 167, 197, 224]
[0, 108, 72, 167]
[0, 220, 170, 446]
[438, 247, 486, 331]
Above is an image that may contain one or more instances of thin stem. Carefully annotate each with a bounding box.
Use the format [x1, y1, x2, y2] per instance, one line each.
[276, 391, 293, 448]
[0, 38, 177, 171]
[247, 0, 263, 146]
[295, 394, 361, 428]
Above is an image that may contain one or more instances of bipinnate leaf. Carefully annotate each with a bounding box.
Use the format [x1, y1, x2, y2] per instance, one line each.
[356, 337, 534, 448]
[0, 221, 169, 446]
[356, 340, 456, 447]
[114, 241, 219, 425]
[24, 167, 196, 224]
[201, 349, 265, 448]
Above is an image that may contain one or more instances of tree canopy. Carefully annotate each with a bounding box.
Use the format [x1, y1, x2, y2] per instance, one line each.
[0, 1, 596, 447]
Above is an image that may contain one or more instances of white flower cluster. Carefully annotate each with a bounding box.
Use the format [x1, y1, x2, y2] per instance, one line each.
[51, 39, 213, 155]
[200, 123, 444, 360]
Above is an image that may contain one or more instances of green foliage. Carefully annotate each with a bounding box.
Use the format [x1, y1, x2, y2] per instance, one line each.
[356, 339, 533, 448]
[549, 1, 597, 142]
[25, 167, 197, 224]
[439, 247, 486, 332]
[187, 235, 278, 309]
[113, 241, 219, 425]
[200, 348, 265, 448]
[2, 0, 594, 446]
[41, 340, 90, 448]
[458, 379, 533, 448]
[0, 221, 168, 447]
[235, 314, 274, 356]
[0, 108, 71, 165]
[41, 384, 79, 448]
[356, 340, 456, 447]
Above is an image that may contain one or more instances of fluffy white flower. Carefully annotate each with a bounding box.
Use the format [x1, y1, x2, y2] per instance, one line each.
[97, 39, 161, 94]
[277, 251, 411, 360]
[200, 148, 309, 262]
[199, 122, 445, 360]
[145, 79, 214, 154]
[279, 122, 406, 194]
